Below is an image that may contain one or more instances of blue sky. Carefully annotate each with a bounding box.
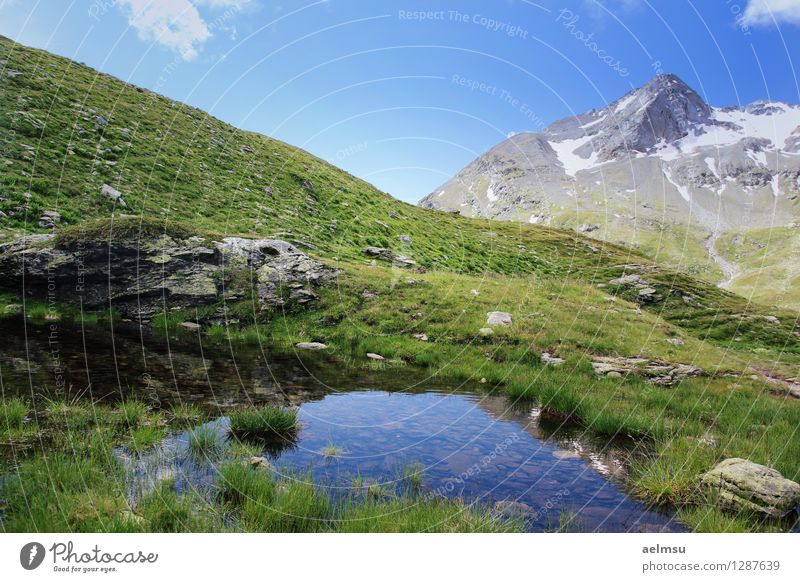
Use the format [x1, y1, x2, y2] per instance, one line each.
[2, 0, 799, 203]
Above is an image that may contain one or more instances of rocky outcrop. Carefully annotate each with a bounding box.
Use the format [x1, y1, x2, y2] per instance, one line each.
[0, 233, 337, 319]
[700, 458, 800, 518]
[591, 356, 702, 386]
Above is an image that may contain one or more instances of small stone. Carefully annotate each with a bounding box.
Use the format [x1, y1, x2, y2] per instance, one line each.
[295, 342, 327, 350]
[493, 500, 533, 518]
[486, 311, 513, 326]
[666, 338, 685, 346]
[366, 352, 384, 360]
[606, 371, 623, 378]
[398, 234, 412, 244]
[361, 289, 379, 300]
[393, 255, 416, 268]
[250, 456, 271, 469]
[101, 183, 127, 207]
[479, 378, 487, 384]
[541, 352, 565, 366]
[412, 333, 428, 341]
[180, 321, 201, 331]
[479, 328, 494, 336]
[470, 289, 480, 296]
[363, 246, 393, 261]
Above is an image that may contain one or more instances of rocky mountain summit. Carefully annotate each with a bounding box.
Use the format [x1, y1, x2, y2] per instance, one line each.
[421, 74, 800, 306]
[0, 229, 337, 320]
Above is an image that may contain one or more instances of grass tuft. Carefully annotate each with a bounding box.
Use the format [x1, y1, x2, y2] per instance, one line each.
[229, 406, 299, 440]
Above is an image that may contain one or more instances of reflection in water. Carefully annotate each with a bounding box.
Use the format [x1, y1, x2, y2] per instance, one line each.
[1, 318, 682, 532]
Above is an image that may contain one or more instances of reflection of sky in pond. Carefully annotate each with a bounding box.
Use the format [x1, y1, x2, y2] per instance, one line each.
[119, 391, 683, 533]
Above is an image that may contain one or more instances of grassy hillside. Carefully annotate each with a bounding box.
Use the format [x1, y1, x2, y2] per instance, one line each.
[0, 33, 630, 277]
[2, 35, 800, 533]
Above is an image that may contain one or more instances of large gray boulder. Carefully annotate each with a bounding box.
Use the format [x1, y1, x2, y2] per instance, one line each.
[0, 233, 337, 318]
[700, 458, 800, 518]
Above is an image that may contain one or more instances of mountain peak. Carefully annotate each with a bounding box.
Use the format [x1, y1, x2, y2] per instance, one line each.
[540, 73, 713, 160]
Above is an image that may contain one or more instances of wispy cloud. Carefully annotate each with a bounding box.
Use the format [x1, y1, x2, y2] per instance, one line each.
[116, 0, 250, 60]
[741, 0, 800, 27]
[117, 0, 210, 60]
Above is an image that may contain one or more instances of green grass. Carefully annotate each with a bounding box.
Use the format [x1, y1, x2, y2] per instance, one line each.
[127, 425, 166, 452]
[321, 441, 343, 458]
[229, 407, 299, 440]
[117, 400, 150, 427]
[168, 402, 206, 427]
[0, 397, 28, 430]
[188, 426, 220, 459]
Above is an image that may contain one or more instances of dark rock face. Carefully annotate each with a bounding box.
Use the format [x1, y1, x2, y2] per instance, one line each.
[0, 234, 337, 318]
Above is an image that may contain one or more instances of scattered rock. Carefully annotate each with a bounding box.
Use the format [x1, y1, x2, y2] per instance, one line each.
[361, 289, 379, 300]
[493, 499, 533, 519]
[179, 321, 201, 331]
[398, 234, 412, 244]
[577, 224, 599, 233]
[249, 456, 271, 469]
[700, 458, 800, 518]
[362, 246, 393, 261]
[295, 342, 327, 350]
[470, 289, 480, 296]
[412, 333, 428, 341]
[38, 210, 61, 228]
[666, 338, 685, 347]
[762, 315, 781, 325]
[609, 273, 647, 286]
[591, 356, 702, 386]
[541, 352, 565, 366]
[101, 183, 127, 207]
[486, 311, 513, 326]
[366, 352, 384, 361]
[478, 327, 494, 336]
[697, 431, 718, 448]
[393, 255, 416, 268]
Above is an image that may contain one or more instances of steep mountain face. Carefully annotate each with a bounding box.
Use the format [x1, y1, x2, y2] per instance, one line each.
[421, 74, 800, 308]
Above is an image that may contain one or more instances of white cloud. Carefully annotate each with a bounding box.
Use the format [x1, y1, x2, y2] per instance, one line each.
[741, 0, 800, 27]
[117, 0, 212, 60]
